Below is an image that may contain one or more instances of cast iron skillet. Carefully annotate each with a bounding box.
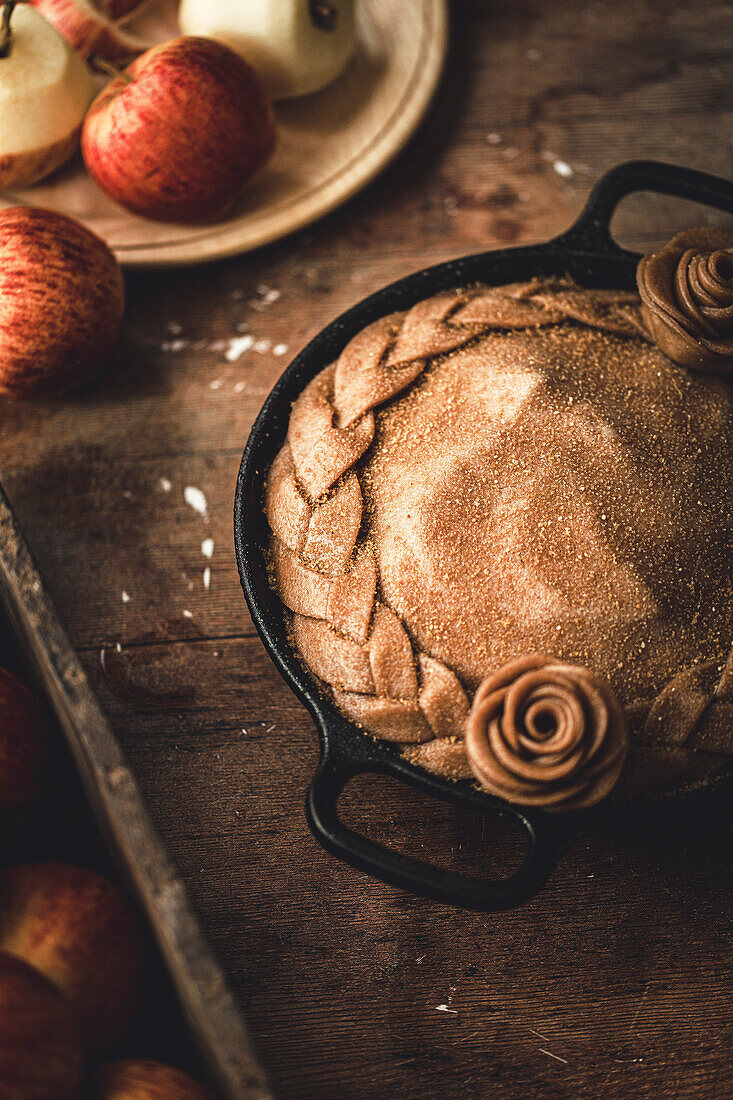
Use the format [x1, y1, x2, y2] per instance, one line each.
[235, 160, 733, 911]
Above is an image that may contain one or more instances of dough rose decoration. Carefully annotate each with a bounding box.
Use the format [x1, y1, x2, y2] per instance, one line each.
[637, 227, 733, 373]
[466, 655, 629, 812]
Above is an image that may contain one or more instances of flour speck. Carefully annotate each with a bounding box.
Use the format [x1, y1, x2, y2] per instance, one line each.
[553, 159, 573, 179]
[224, 335, 254, 362]
[184, 486, 208, 518]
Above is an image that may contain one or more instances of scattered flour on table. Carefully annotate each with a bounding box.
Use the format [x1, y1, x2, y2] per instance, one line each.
[225, 335, 254, 361]
[250, 284, 281, 310]
[184, 486, 208, 518]
[553, 158, 573, 178]
[158, 329, 286, 365]
[436, 985, 458, 1013]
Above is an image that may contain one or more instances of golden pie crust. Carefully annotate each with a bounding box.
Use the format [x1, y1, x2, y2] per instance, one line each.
[265, 280, 733, 798]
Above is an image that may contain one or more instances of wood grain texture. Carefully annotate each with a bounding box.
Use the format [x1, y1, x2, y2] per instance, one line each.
[2, 1, 733, 1096]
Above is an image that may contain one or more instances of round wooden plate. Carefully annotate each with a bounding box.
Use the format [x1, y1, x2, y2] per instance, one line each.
[0, 0, 448, 267]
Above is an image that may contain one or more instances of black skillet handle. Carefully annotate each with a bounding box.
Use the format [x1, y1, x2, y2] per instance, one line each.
[307, 753, 585, 911]
[558, 159, 733, 257]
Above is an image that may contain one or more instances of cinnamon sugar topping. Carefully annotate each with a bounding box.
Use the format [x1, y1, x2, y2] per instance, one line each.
[265, 278, 733, 804]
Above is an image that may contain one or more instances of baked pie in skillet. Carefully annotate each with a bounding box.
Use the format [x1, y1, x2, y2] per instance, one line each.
[265, 229, 733, 812]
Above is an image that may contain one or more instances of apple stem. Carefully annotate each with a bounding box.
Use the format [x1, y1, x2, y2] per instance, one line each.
[89, 54, 133, 84]
[0, 1, 16, 60]
[309, 0, 338, 32]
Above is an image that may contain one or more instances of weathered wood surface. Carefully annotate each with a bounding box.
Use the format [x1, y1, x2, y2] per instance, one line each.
[2, 2, 733, 1096]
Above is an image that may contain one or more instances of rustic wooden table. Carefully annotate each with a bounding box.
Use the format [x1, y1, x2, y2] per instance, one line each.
[2, 2, 733, 1096]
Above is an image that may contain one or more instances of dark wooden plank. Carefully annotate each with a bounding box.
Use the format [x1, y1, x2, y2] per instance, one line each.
[2, 1, 733, 1096]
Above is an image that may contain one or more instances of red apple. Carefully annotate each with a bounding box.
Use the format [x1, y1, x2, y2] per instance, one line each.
[30, 0, 148, 61]
[0, 207, 124, 398]
[0, 863, 144, 1051]
[0, 667, 47, 818]
[0, 951, 82, 1100]
[81, 36, 277, 224]
[93, 1060, 215, 1099]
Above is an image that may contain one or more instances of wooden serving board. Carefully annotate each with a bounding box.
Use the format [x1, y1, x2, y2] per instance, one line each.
[0, 480, 274, 1100]
[0, 0, 448, 267]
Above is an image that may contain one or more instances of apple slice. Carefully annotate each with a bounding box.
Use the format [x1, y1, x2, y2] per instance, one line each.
[0, 4, 96, 189]
[30, 0, 149, 61]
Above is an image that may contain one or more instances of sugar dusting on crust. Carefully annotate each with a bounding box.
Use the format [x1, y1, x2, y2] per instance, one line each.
[364, 322, 733, 706]
[266, 280, 733, 794]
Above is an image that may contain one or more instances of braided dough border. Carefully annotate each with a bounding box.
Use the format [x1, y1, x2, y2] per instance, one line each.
[263, 279, 731, 778]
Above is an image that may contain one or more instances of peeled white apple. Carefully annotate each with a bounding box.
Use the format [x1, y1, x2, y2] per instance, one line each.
[0, 4, 96, 188]
[178, 0, 356, 100]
